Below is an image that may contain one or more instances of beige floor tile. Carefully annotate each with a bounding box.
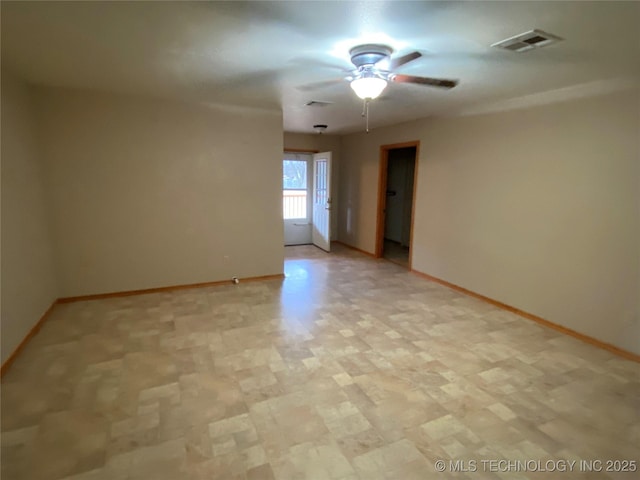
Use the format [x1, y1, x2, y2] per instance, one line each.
[1, 244, 638, 479]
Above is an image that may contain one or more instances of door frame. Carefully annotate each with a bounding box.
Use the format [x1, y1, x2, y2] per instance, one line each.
[375, 141, 420, 268]
[284, 148, 319, 154]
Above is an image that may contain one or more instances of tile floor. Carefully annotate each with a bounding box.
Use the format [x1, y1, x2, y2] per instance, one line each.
[382, 239, 410, 268]
[1, 244, 638, 479]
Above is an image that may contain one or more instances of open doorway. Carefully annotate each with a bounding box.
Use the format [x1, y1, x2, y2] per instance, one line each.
[375, 142, 419, 268]
[283, 150, 333, 251]
[283, 152, 313, 246]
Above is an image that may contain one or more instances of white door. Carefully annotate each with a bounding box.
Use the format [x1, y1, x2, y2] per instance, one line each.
[312, 152, 332, 251]
[283, 154, 312, 245]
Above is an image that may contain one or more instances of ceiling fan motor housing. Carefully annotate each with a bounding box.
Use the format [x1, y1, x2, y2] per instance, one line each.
[349, 44, 393, 68]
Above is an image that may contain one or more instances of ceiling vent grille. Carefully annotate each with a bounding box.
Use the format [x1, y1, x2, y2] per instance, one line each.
[305, 100, 333, 107]
[492, 29, 562, 52]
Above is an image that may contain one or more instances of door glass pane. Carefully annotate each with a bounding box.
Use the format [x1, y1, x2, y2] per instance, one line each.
[315, 160, 326, 204]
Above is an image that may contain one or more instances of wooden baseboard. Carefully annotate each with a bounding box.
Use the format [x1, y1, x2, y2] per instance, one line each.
[57, 274, 285, 303]
[332, 241, 377, 258]
[411, 269, 640, 363]
[1, 301, 58, 377]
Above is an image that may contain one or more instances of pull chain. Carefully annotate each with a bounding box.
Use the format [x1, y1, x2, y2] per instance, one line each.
[362, 99, 371, 133]
[366, 100, 370, 133]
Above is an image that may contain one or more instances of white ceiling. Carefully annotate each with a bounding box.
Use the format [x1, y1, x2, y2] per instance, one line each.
[2, 1, 639, 134]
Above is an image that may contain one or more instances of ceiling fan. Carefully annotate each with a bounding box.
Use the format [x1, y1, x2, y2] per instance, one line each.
[302, 44, 459, 100]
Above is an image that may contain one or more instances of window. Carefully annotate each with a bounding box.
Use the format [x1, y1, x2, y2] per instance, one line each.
[283, 159, 307, 219]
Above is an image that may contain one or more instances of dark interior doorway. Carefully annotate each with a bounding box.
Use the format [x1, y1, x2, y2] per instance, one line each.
[375, 143, 419, 268]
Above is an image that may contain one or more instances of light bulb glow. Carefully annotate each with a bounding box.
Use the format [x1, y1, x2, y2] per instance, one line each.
[350, 76, 388, 99]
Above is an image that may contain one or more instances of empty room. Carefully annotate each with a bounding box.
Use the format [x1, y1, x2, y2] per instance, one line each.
[1, 1, 638, 479]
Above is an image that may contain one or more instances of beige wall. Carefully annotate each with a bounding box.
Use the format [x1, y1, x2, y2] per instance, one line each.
[1, 71, 58, 363]
[36, 88, 284, 297]
[283, 132, 341, 240]
[339, 91, 640, 354]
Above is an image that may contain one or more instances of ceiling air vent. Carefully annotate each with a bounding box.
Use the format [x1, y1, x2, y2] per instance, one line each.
[305, 100, 333, 107]
[491, 29, 563, 52]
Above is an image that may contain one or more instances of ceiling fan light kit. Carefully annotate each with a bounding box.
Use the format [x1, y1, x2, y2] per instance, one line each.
[345, 43, 457, 97]
[349, 43, 457, 132]
[303, 43, 458, 133]
[350, 75, 388, 99]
